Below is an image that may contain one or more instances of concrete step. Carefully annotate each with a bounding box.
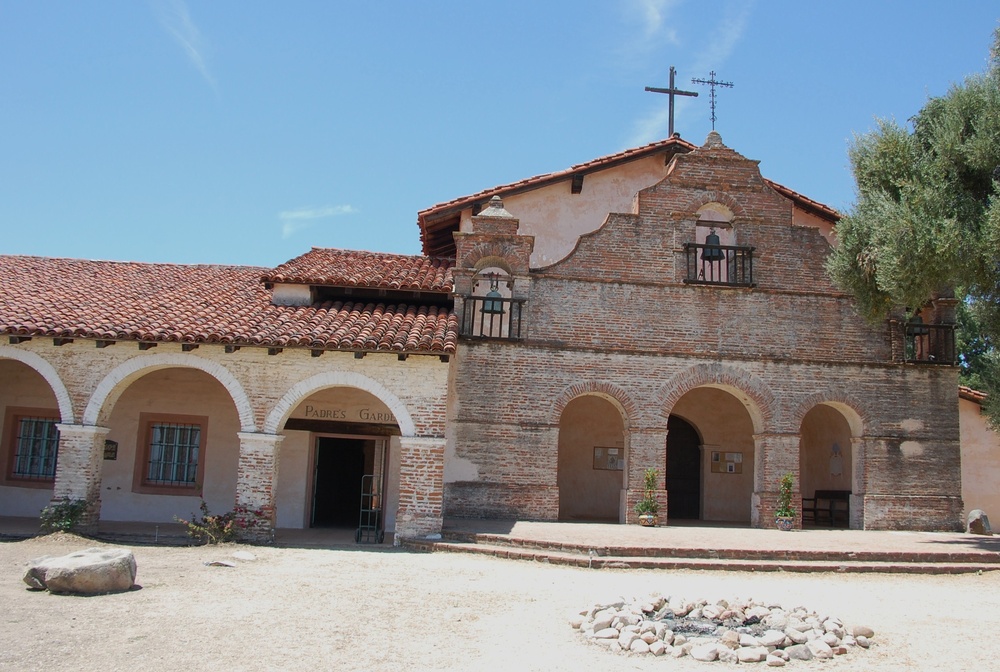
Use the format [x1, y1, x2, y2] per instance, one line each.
[438, 531, 1000, 565]
[402, 538, 1000, 574]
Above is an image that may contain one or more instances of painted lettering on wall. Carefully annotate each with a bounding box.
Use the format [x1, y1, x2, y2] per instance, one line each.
[359, 408, 394, 423]
[300, 405, 395, 424]
[304, 405, 347, 420]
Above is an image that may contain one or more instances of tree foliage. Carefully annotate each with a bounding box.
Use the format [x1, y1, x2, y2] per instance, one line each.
[827, 28, 1000, 426]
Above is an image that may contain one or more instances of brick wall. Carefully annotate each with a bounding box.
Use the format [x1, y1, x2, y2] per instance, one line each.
[446, 136, 963, 531]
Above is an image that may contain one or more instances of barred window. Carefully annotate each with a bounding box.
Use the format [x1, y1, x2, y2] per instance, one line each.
[12, 416, 59, 481]
[145, 422, 201, 487]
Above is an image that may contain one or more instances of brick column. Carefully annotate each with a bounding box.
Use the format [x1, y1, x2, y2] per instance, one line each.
[395, 436, 445, 542]
[750, 432, 800, 529]
[626, 428, 667, 524]
[52, 424, 109, 533]
[849, 436, 866, 529]
[235, 432, 284, 542]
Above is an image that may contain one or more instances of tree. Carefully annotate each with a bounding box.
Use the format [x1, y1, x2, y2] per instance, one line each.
[827, 28, 1000, 427]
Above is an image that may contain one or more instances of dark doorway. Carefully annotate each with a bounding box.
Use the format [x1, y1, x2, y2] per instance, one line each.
[312, 437, 368, 527]
[666, 415, 701, 520]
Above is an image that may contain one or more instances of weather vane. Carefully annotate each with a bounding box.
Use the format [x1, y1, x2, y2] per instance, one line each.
[644, 66, 699, 137]
[692, 71, 734, 130]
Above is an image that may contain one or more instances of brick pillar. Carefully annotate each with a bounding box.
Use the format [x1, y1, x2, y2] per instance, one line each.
[234, 432, 284, 542]
[849, 436, 866, 529]
[751, 432, 800, 529]
[626, 428, 668, 525]
[395, 436, 445, 542]
[52, 424, 109, 533]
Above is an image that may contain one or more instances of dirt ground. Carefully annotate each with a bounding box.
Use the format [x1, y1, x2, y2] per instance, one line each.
[1, 533, 997, 672]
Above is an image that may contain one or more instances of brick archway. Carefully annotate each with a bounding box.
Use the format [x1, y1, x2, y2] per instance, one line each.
[656, 362, 775, 434]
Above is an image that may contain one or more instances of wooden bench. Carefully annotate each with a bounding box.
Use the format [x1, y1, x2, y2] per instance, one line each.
[802, 490, 850, 527]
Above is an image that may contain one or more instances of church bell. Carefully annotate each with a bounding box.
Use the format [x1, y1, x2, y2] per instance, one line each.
[701, 228, 725, 262]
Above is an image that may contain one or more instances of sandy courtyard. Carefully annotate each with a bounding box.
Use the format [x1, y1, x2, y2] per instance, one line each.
[1, 533, 997, 671]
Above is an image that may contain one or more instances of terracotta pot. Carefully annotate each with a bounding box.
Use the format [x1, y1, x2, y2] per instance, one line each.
[775, 515, 794, 531]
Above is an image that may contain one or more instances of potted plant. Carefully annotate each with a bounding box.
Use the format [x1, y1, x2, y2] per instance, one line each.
[775, 472, 796, 531]
[635, 467, 660, 527]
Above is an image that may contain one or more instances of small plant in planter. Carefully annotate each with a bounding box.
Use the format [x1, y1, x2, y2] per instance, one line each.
[635, 467, 660, 527]
[775, 472, 796, 531]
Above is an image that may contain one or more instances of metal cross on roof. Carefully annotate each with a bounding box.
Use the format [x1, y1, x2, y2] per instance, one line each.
[644, 66, 699, 137]
[692, 71, 734, 130]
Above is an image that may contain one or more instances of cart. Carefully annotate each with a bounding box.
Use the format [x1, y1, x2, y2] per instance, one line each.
[355, 474, 384, 544]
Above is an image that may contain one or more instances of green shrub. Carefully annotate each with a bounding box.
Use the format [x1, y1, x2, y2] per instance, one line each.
[39, 497, 90, 533]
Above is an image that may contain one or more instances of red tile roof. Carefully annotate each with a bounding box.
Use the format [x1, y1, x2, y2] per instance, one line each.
[0, 256, 457, 354]
[262, 247, 454, 292]
[416, 136, 841, 256]
[960, 385, 988, 405]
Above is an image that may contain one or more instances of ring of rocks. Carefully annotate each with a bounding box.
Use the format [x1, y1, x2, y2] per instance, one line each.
[571, 594, 875, 665]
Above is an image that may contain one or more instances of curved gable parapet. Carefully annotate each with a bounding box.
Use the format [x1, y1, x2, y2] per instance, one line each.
[264, 370, 416, 436]
[531, 212, 671, 283]
[656, 362, 778, 434]
[82, 353, 256, 432]
[0, 346, 75, 424]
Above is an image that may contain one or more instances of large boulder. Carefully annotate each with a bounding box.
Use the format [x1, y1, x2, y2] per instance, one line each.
[23, 547, 137, 594]
[967, 509, 993, 536]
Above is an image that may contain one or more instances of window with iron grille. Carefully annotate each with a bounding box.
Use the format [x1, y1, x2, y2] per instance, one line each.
[133, 414, 208, 494]
[11, 416, 59, 481]
[145, 422, 201, 487]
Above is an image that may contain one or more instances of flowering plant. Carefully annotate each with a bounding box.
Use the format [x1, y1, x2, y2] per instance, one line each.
[775, 473, 796, 518]
[175, 500, 269, 545]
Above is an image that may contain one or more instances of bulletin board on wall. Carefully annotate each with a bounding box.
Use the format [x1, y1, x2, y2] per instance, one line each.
[711, 450, 743, 474]
[593, 446, 624, 471]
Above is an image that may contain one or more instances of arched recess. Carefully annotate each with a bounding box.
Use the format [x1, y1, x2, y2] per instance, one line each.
[557, 392, 629, 522]
[265, 370, 416, 436]
[0, 346, 75, 423]
[657, 362, 776, 434]
[551, 381, 637, 427]
[83, 353, 255, 432]
[796, 398, 865, 528]
[789, 392, 868, 438]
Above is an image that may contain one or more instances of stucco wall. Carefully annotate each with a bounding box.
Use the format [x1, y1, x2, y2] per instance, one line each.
[0, 360, 60, 516]
[960, 397, 1000, 520]
[100, 368, 240, 523]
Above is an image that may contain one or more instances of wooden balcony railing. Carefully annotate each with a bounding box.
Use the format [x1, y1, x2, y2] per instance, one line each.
[903, 322, 957, 364]
[460, 296, 525, 340]
[682, 243, 755, 287]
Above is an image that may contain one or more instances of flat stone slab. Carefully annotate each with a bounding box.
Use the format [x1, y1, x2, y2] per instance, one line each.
[23, 547, 136, 594]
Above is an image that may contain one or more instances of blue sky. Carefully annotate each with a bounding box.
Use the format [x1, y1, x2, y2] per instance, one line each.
[2, 1, 997, 267]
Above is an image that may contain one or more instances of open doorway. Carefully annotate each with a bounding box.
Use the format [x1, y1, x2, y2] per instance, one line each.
[666, 415, 701, 520]
[311, 436, 385, 528]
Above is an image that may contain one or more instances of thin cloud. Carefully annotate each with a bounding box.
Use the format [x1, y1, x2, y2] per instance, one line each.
[151, 0, 217, 92]
[625, 0, 682, 51]
[279, 205, 358, 239]
[627, 1, 752, 147]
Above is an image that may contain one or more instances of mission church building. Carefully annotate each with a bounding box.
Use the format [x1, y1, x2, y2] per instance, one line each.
[0, 132, 964, 540]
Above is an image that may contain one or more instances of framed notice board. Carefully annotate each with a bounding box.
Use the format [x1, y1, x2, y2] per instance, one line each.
[593, 446, 624, 471]
[711, 450, 743, 474]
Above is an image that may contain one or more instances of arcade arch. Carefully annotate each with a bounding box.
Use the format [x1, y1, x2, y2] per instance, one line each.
[557, 394, 627, 522]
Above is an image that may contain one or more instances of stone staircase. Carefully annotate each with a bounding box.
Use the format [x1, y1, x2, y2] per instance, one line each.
[400, 530, 1000, 574]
